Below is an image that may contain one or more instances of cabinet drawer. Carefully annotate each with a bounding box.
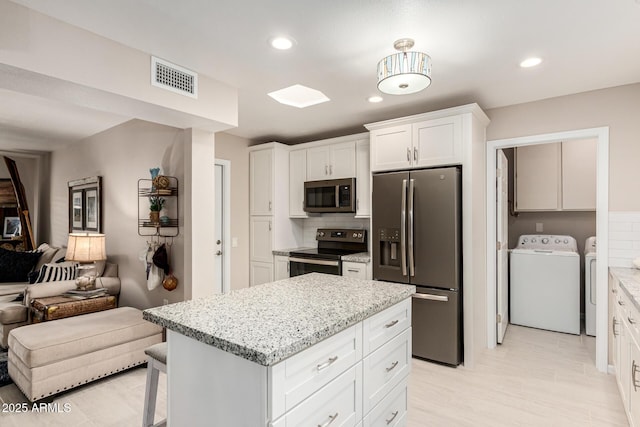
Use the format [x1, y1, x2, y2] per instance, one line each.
[272, 363, 362, 427]
[363, 298, 411, 355]
[271, 323, 363, 420]
[343, 262, 367, 280]
[362, 378, 407, 427]
[363, 328, 411, 414]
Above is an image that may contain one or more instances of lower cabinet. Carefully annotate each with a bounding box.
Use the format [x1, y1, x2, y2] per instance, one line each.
[274, 255, 290, 280]
[343, 261, 371, 280]
[250, 261, 273, 286]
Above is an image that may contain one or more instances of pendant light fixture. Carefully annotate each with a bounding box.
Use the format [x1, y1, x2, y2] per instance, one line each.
[377, 38, 432, 95]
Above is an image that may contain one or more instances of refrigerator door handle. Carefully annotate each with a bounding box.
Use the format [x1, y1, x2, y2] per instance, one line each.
[408, 178, 415, 277]
[413, 293, 449, 302]
[401, 179, 408, 276]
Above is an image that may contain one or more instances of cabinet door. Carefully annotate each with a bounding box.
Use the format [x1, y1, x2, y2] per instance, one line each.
[330, 141, 356, 179]
[306, 146, 331, 181]
[621, 318, 631, 409]
[370, 124, 412, 172]
[250, 149, 273, 215]
[274, 255, 290, 280]
[630, 342, 640, 426]
[515, 143, 561, 211]
[355, 140, 371, 217]
[250, 216, 273, 263]
[562, 138, 597, 210]
[289, 149, 308, 217]
[250, 261, 273, 286]
[412, 115, 462, 167]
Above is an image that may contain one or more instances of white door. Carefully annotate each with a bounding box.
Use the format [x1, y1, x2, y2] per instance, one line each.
[214, 161, 231, 294]
[497, 150, 509, 343]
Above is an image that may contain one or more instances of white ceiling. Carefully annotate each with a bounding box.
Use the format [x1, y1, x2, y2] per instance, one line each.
[5, 0, 640, 147]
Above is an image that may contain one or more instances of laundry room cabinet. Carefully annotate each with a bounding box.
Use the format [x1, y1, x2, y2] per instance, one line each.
[515, 138, 596, 211]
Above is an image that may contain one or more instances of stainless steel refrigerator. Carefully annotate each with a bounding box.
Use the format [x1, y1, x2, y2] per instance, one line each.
[372, 167, 462, 365]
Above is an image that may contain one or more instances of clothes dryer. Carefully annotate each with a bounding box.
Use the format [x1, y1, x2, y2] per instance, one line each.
[510, 234, 580, 334]
[585, 236, 597, 336]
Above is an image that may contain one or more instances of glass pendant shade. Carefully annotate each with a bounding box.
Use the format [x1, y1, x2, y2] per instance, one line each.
[377, 51, 432, 95]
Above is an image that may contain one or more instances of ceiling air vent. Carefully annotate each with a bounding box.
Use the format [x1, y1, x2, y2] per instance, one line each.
[151, 56, 198, 98]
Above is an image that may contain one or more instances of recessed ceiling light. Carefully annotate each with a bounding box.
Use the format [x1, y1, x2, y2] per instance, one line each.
[368, 96, 383, 103]
[270, 36, 294, 50]
[520, 57, 542, 68]
[268, 84, 330, 108]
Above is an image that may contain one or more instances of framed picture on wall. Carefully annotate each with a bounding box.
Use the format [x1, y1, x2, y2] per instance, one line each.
[68, 176, 102, 233]
[3, 216, 21, 238]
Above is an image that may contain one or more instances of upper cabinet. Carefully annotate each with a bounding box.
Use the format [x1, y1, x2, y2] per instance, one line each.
[250, 149, 273, 215]
[355, 140, 371, 218]
[306, 141, 356, 181]
[289, 149, 307, 218]
[515, 138, 596, 211]
[368, 111, 464, 172]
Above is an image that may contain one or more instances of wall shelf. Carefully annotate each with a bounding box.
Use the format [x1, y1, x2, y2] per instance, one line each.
[137, 176, 179, 237]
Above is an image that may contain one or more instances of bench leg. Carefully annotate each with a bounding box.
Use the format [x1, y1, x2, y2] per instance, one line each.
[143, 359, 160, 427]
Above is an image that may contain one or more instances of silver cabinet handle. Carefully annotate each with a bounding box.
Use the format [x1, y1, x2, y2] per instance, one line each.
[385, 360, 399, 372]
[633, 360, 640, 392]
[630, 317, 636, 325]
[325, 165, 329, 175]
[613, 316, 619, 337]
[347, 269, 360, 273]
[386, 410, 399, 425]
[408, 178, 415, 277]
[413, 147, 418, 161]
[385, 319, 399, 328]
[413, 293, 449, 302]
[286, 262, 289, 273]
[401, 179, 407, 276]
[318, 413, 339, 427]
[406, 147, 411, 162]
[329, 164, 333, 175]
[268, 221, 272, 231]
[316, 356, 338, 371]
[268, 201, 272, 211]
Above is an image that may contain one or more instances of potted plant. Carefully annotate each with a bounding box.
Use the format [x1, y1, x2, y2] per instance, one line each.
[149, 195, 165, 224]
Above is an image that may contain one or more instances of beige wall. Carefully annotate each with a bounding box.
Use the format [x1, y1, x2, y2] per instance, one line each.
[487, 82, 640, 211]
[215, 132, 250, 290]
[48, 119, 186, 309]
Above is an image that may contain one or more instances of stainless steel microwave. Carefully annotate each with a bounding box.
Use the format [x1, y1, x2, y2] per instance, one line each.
[304, 178, 356, 213]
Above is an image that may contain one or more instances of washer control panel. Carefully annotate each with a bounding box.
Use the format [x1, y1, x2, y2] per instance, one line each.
[516, 234, 577, 252]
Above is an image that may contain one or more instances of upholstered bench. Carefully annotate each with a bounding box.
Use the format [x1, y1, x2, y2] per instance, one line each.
[7, 306, 162, 401]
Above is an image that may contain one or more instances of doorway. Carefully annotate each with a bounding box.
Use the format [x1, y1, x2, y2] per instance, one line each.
[486, 127, 609, 372]
[215, 159, 231, 294]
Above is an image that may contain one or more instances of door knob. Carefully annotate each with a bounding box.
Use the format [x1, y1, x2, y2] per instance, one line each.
[216, 250, 222, 256]
[216, 240, 221, 245]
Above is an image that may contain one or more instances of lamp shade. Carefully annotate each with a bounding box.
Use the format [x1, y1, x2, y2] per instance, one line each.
[66, 233, 106, 262]
[377, 51, 432, 95]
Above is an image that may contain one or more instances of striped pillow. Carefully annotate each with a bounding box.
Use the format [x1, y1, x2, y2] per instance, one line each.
[34, 262, 79, 283]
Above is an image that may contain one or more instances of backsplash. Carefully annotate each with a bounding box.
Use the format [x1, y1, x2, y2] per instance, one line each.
[609, 212, 640, 267]
[302, 215, 369, 247]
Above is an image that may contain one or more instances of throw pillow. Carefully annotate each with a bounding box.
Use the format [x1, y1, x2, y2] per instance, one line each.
[34, 262, 79, 283]
[0, 247, 42, 283]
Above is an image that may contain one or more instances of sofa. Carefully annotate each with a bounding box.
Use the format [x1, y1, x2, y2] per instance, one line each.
[0, 243, 121, 348]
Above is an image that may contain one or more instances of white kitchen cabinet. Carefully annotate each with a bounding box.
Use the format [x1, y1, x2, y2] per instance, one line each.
[274, 255, 290, 280]
[343, 261, 368, 280]
[250, 261, 273, 286]
[515, 139, 596, 211]
[355, 139, 371, 218]
[250, 148, 273, 215]
[306, 141, 356, 181]
[289, 149, 307, 218]
[561, 138, 597, 210]
[630, 343, 640, 426]
[249, 143, 302, 287]
[250, 216, 273, 263]
[367, 107, 475, 173]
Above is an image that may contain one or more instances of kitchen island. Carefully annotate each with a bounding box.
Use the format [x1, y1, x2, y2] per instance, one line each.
[143, 272, 415, 426]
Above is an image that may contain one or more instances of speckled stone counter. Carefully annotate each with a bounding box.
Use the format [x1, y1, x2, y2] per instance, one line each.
[143, 273, 414, 366]
[611, 267, 640, 311]
[272, 247, 312, 256]
[342, 252, 371, 263]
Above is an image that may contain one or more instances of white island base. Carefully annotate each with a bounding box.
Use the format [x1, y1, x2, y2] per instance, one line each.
[166, 298, 412, 427]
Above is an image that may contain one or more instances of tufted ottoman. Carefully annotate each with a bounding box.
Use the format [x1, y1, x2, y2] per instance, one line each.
[8, 306, 162, 401]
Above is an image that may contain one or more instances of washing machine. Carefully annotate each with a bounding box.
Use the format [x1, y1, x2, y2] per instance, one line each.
[585, 236, 597, 336]
[510, 234, 580, 335]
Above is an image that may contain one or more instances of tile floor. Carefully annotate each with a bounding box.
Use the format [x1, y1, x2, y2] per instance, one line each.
[0, 325, 628, 426]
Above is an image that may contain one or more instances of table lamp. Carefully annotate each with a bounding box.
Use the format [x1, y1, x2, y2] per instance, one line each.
[66, 233, 106, 290]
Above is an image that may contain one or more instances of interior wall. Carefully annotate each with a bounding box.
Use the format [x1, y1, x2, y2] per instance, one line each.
[48, 119, 186, 309]
[214, 132, 251, 291]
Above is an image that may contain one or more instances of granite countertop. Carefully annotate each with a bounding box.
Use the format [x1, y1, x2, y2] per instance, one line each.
[342, 252, 371, 263]
[611, 267, 640, 311]
[272, 247, 313, 256]
[143, 273, 414, 366]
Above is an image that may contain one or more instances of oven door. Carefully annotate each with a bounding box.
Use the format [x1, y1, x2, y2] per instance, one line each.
[289, 257, 341, 277]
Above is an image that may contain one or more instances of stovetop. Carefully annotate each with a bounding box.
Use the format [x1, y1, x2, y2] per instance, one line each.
[289, 228, 368, 261]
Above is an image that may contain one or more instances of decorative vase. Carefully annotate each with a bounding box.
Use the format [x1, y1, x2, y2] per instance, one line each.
[149, 211, 160, 224]
[149, 167, 160, 191]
